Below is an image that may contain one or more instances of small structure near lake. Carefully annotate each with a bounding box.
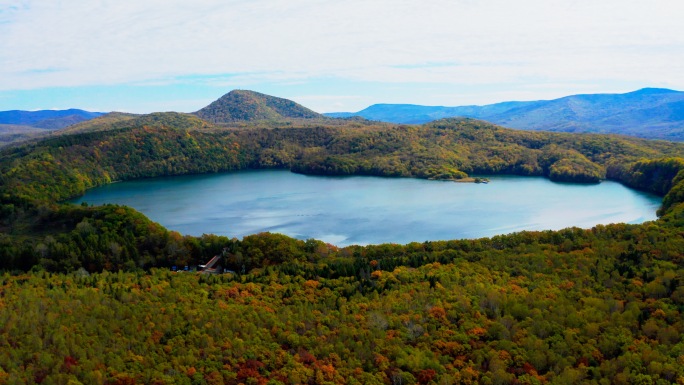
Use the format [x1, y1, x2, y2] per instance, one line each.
[199, 249, 236, 275]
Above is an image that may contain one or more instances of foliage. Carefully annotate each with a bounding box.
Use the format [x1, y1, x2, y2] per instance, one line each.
[1, 113, 684, 383]
[1, 219, 684, 384]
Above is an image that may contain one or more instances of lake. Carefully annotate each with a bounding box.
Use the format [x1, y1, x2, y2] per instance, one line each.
[72, 170, 662, 246]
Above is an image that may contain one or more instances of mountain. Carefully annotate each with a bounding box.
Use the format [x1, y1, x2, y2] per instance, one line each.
[0, 109, 106, 147]
[326, 101, 534, 125]
[194, 89, 324, 123]
[0, 109, 105, 129]
[325, 88, 684, 140]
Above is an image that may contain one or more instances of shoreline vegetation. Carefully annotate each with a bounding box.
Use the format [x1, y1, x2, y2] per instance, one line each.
[427, 176, 490, 183]
[451, 177, 490, 183]
[1, 92, 684, 383]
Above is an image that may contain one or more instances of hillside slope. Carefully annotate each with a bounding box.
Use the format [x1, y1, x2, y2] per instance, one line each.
[0, 124, 45, 147]
[57, 112, 140, 134]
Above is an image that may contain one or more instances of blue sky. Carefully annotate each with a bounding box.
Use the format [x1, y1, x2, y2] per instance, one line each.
[1, 0, 683, 113]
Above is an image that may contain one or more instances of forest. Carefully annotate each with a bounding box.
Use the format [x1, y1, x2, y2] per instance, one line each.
[1, 113, 684, 384]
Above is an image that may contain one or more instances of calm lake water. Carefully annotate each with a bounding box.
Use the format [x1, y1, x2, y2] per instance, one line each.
[72, 170, 662, 246]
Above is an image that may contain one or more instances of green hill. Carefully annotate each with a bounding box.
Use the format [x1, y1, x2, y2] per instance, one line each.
[194, 89, 324, 124]
[59, 112, 140, 134]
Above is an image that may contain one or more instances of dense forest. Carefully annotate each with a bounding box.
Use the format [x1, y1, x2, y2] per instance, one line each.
[1, 109, 684, 384]
[1, 221, 684, 384]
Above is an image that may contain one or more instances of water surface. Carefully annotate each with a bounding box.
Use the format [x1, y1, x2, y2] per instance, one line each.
[73, 170, 661, 246]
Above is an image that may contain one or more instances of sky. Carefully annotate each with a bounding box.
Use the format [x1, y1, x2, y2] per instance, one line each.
[1, 0, 683, 114]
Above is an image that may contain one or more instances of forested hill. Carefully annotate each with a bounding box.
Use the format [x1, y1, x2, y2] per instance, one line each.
[326, 88, 684, 141]
[3, 109, 684, 383]
[194, 89, 325, 124]
[3, 114, 684, 207]
[58, 112, 140, 134]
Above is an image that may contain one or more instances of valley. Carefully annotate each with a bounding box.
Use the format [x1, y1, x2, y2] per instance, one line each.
[1, 90, 684, 384]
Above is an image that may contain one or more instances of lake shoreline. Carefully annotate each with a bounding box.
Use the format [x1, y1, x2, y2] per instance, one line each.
[73, 170, 660, 246]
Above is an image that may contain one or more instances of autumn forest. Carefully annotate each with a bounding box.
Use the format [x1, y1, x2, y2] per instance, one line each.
[1, 92, 684, 384]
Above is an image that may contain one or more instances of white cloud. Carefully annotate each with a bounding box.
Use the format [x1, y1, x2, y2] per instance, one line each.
[1, 0, 683, 99]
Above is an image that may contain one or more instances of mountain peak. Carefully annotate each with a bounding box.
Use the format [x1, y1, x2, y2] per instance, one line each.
[194, 90, 323, 123]
[630, 87, 679, 95]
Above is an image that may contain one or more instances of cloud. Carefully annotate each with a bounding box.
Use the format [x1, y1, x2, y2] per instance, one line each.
[1, 0, 683, 99]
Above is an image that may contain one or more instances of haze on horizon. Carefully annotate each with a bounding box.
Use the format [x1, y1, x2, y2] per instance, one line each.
[1, 0, 683, 114]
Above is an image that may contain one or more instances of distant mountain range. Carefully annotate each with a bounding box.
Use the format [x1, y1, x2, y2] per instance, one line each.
[0, 109, 106, 146]
[0, 109, 105, 129]
[325, 88, 684, 141]
[3, 88, 684, 145]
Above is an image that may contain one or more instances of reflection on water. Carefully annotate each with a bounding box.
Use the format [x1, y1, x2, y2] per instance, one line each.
[73, 170, 662, 246]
